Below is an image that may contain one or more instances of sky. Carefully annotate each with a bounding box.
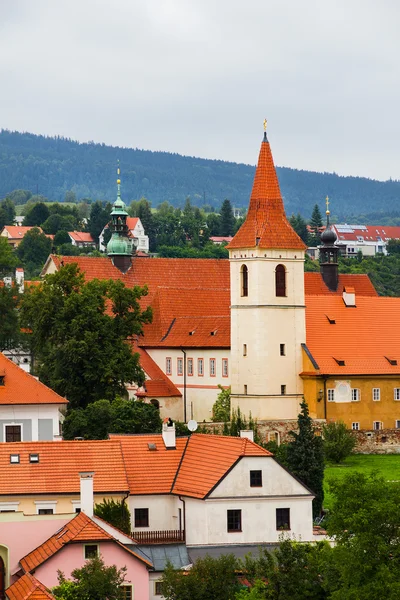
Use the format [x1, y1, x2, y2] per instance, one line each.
[0, 0, 399, 181]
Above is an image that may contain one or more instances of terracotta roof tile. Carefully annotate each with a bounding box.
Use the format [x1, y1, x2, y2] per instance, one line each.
[0, 440, 128, 495]
[6, 572, 54, 600]
[2, 226, 44, 239]
[227, 136, 306, 250]
[135, 347, 181, 397]
[0, 353, 67, 406]
[306, 295, 400, 374]
[68, 231, 95, 243]
[304, 273, 378, 296]
[172, 434, 272, 499]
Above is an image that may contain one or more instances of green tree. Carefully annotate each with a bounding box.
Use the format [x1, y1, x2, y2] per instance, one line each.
[88, 201, 112, 244]
[20, 263, 152, 408]
[219, 199, 235, 236]
[326, 473, 400, 599]
[235, 579, 268, 600]
[309, 204, 323, 238]
[129, 198, 155, 250]
[42, 213, 76, 234]
[0, 285, 21, 351]
[206, 212, 222, 236]
[24, 202, 50, 226]
[54, 230, 72, 247]
[212, 385, 231, 422]
[64, 190, 77, 203]
[94, 498, 131, 534]
[289, 213, 309, 245]
[52, 556, 127, 600]
[322, 420, 356, 463]
[6, 189, 32, 205]
[386, 238, 400, 255]
[286, 400, 324, 517]
[0, 236, 17, 276]
[16, 227, 52, 274]
[0, 198, 16, 228]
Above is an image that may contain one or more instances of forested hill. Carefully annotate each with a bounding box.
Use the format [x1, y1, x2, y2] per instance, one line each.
[1, 129, 400, 218]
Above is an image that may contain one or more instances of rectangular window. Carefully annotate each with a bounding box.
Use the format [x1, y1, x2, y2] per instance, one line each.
[120, 585, 132, 600]
[327, 389, 335, 402]
[280, 344, 285, 356]
[135, 508, 149, 528]
[187, 358, 193, 376]
[222, 358, 229, 377]
[227, 509, 242, 532]
[394, 388, 400, 401]
[373, 421, 383, 430]
[276, 508, 290, 530]
[198, 358, 204, 376]
[84, 544, 99, 559]
[243, 344, 247, 356]
[38, 508, 54, 515]
[396, 420, 400, 429]
[372, 388, 380, 401]
[155, 581, 163, 596]
[5, 425, 21, 442]
[29, 453, 39, 463]
[250, 470, 262, 487]
[210, 358, 216, 377]
[166, 357, 172, 375]
[177, 357, 183, 376]
[281, 385, 286, 395]
[351, 389, 360, 402]
[352, 422, 359, 431]
[244, 384, 247, 395]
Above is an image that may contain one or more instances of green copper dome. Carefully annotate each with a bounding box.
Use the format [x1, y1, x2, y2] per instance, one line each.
[106, 167, 133, 257]
[107, 232, 133, 256]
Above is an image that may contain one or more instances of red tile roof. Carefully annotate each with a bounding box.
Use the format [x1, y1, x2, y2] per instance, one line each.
[172, 434, 272, 499]
[332, 224, 400, 243]
[20, 512, 152, 574]
[305, 295, 400, 374]
[227, 135, 306, 250]
[0, 353, 67, 406]
[68, 231, 95, 243]
[126, 217, 139, 230]
[6, 573, 54, 600]
[2, 226, 44, 239]
[304, 273, 378, 296]
[135, 347, 181, 397]
[0, 440, 128, 495]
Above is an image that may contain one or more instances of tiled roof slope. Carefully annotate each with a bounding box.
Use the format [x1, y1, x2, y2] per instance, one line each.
[126, 217, 139, 229]
[172, 434, 272, 499]
[0, 440, 128, 494]
[304, 273, 378, 296]
[227, 135, 306, 250]
[0, 353, 67, 406]
[68, 231, 94, 243]
[305, 295, 400, 374]
[109, 434, 187, 494]
[2, 226, 43, 239]
[332, 224, 400, 242]
[135, 347, 181, 397]
[6, 572, 54, 600]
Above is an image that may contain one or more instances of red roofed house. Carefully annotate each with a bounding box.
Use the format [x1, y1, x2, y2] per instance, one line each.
[99, 217, 149, 253]
[0, 227, 52, 249]
[331, 223, 400, 257]
[67, 231, 96, 248]
[0, 353, 67, 443]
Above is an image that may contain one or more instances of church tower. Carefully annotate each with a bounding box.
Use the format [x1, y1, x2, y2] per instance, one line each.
[107, 164, 134, 273]
[227, 123, 307, 420]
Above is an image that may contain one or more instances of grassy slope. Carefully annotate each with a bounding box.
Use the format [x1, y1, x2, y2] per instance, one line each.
[324, 454, 400, 510]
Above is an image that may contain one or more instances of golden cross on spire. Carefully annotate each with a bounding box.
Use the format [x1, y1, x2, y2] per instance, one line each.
[325, 195, 330, 215]
[263, 118, 267, 132]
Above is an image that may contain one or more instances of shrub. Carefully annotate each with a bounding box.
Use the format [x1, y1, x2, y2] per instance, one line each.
[323, 420, 356, 463]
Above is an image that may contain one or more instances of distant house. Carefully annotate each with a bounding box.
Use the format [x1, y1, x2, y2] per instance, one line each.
[308, 224, 400, 258]
[1, 226, 44, 248]
[0, 353, 67, 442]
[67, 231, 96, 248]
[99, 217, 149, 253]
[209, 236, 233, 245]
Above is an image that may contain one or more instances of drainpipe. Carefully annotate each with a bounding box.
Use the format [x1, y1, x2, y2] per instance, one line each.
[179, 496, 186, 542]
[181, 348, 187, 423]
[323, 377, 328, 420]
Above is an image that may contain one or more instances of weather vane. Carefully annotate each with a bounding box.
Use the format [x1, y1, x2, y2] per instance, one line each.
[325, 195, 330, 215]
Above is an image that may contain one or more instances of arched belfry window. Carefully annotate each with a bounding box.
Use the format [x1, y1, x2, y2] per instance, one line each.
[241, 265, 248, 297]
[275, 264, 286, 297]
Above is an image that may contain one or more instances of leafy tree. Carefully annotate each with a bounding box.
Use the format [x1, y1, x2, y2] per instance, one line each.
[52, 556, 127, 600]
[16, 227, 52, 274]
[289, 213, 309, 245]
[20, 263, 152, 408]
[0, 198, 16, 228]
[88, 201, 112, 244]
[212, 385, 231, 422]
[0, 285, 21, 351]
[94, 498, 131, 534]
[235, 579, 268, 599]
[129, 197, 155, 250]
[54, 230, 72, 247]
[322, 420, 356, 463]
[219, 199, 235, 236]
[0, 236, 18, 276]
[286, 400, 324, 517]
[41, 213, 76, 234]
[62, 398, 162, 439]
[206, 212, 222, 236]
[386, 238, 400, 255]
[6, 189, 32, 205]
[65, 190, 77, 203]
[24, 202, 50, 226]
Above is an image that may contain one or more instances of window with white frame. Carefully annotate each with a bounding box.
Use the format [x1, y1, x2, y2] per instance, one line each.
[0, 502, 19, 513]
[155, 581, 163, 596]
[120, 585, 132, 600]
[35, 501, 57, 515]
[372, 388, 380, 401]
[394, 388, 400, 401]
[351, 388, 360, 402]
[198, 358, 204, 376]
[373, 421, 383, 430]
[166, 357, 172, 375]
[187, 358, 193, 376]
[209, 358, 216, 377]
[327, 389, 335, 402]
[177, 357, 183, 376]
[352, 422, 360, 431]
[222, 358, 228, 377]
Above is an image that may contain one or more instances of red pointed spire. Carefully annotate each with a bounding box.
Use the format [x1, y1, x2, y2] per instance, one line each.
[227, 132, 306, 250]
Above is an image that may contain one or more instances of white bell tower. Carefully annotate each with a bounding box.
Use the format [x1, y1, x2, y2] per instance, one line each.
[227, 125, 306, 420]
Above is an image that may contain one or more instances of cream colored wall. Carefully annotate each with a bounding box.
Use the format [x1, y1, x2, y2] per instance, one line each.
[128, 494, 183, 532]
[147, 348, 229, 422]
[0, 494, 123, 515]
[229, 248, 306, 421]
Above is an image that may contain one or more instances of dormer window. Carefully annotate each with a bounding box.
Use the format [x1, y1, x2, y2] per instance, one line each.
[29, 454, 39, 463]
[10, 454, 19, 464]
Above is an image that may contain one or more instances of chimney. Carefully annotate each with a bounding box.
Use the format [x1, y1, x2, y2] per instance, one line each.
[240, 430, 254, 442]
[15, 268, 24, 293]
[162, 418, 176, 449]
[79, 471, 94, 517]
[342, 286, 356, 307]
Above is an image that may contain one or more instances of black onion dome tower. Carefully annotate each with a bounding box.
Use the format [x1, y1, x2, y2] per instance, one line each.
[319, 196, 339, 291]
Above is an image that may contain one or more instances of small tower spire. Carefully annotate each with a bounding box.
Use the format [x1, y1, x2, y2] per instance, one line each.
[106, 161, 134, 273]
[325, 195, 330, 227]
[263, 118, 268, 142]
[319, 196, 339, 291]
[117, 160, 121, 200]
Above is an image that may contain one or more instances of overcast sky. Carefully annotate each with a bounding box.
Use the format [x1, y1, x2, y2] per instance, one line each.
[1, 0, 399, 181]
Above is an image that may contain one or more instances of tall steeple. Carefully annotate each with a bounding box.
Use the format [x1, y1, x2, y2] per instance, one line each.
[227, 121, 305, 251]
[106, 162, 134, 273]
[319, 196, 339, 291]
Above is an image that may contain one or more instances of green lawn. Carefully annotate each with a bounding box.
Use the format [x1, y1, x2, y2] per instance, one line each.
[324, 454, 400, 510]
